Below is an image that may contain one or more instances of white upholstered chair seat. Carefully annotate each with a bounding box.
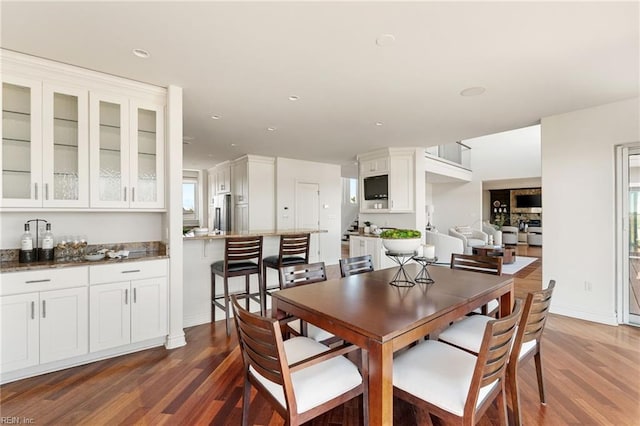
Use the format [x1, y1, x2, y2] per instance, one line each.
[250, 337, 362, 414]
[439, 315, 537, 359]
[393, 340, 497, 417]
[288, 321, 335, 343]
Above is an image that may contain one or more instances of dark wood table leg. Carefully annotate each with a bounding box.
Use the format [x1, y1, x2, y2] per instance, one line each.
[499, 282, 514, 318]
[367, 340, 394, 425]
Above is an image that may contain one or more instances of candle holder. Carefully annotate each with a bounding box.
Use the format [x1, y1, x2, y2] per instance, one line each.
[412, 256, 438, 284]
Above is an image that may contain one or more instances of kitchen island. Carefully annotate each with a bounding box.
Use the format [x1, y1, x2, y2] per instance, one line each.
[183, 229, 327, 327]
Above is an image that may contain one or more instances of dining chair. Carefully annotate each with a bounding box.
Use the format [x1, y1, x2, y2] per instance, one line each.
[339, 255, 374, 277]
[211, 236, 263, 336]
[437, 280, 556, 426]
[393, 299, 522, 426]
[279, 262, 337, 345]
[450, 253, 503, 316]
[261, 233, 311, 315]
[231, 295, 364, 426]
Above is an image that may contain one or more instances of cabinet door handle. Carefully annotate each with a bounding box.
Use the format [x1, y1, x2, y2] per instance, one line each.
[45, 183, 49, 200]
[42, 300, 46, 318]
[121, 269, 141, 274]
[31, 301, 35, 320]
[132, 187, 135, 202]
[25, 279, 51, 284]
[133, 288, 137, 303]
[125, 289, 129, 305]
[34, 183, 38, 200]
[124, 187, 127, 202]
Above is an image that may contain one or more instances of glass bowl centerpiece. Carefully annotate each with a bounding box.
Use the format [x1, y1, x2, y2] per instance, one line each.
[380, 229, 422, 253]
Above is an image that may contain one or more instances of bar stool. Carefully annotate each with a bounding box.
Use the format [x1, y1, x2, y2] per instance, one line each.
[211, 235, 263, 336]
[260, 233, 310, 315]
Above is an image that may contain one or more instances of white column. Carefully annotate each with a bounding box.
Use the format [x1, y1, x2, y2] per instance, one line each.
[165, 85, 186, 349]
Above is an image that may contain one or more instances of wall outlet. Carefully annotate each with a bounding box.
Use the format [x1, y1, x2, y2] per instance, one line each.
[584, 281, 593, 292]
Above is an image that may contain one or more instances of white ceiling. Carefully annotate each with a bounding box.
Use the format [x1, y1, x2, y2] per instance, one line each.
[2, 1, 638, 173]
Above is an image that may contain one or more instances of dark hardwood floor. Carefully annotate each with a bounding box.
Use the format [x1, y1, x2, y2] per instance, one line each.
[2, 244, 639, 425]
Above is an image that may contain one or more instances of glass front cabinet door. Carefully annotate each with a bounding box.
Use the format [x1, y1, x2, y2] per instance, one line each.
[129, 102, 164, 209]
[42, 84, 89, 207]
[90, 93, 164, 209]
[1, 77, 43, 207]
[89, 93, 130, 208]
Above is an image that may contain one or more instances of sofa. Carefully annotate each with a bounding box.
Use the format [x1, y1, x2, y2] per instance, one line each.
[448, 226, 488, 254]
[425, 230, 464, 264]
[501, 226, 519, 245]
[527, 226, 543, 246]
[482, 221, 502, 246]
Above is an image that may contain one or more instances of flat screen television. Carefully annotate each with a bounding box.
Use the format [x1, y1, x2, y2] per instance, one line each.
[363, 174, 388, 200]
[516, 194, 542, 208]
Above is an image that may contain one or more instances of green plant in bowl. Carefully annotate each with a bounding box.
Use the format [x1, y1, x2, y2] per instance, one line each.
[379, 229, 421, 239]
[380, 229, 422, 253]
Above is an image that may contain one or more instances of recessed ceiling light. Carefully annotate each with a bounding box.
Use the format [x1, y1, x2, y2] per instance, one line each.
[210, 115, 221, 120]
[132, 48, 150, 58]
[375, 122, 384, 126]
[288, 95, 299, 101]
[267, 127, 277, 131]
[231, 143, 237, 147]
[460, 87, 486, 97]
[376, 34, 396, 47]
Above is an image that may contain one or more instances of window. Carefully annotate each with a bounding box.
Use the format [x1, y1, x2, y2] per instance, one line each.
[183, 170, 200, 226]
[349, 178, 357, 204]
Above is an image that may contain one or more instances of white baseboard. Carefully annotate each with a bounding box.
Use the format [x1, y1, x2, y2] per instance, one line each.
[1, 337, 166, 385]
[183, 312, 211, 328]
[550, 305, 618, 326]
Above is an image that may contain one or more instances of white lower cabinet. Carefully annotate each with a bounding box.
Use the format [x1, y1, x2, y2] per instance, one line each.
[89, 259, 168, 352]
[0, 267, 89, 374]
[349, 236, 395, 270]
[39, 287, 89, 364]
[1, 293, 39, 372]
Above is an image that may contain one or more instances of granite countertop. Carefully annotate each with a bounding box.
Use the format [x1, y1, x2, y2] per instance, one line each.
[347, 231, 381, 238]
[183, 228, 328, 240]
[0, 241, 167, 273]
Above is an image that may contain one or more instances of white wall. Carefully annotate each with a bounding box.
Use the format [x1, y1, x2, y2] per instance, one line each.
[0, 212, 163, 249]
[431, 180, 483, 233]
[541, 97, 640, 325]
[275, 157, 341, 265]
[466, 125, 541, 180]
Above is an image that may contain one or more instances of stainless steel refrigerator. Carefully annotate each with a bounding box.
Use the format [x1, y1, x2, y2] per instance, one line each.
[211, 194, 231, 232]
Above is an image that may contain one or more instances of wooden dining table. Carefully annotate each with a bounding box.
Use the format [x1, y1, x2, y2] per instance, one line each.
[271, 262, 514, 426]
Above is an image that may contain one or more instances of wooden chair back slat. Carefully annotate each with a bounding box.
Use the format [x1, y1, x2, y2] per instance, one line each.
[225, 236, 264, 263]
[232, 295, 289, 387]
[280, 262, 327, 289]
[279, 234, 310, 259]
[339, 255, 374, 277]
[470, 299, 522, 393]
[450, 253, 503, 275]
[510, 280, 556, 367]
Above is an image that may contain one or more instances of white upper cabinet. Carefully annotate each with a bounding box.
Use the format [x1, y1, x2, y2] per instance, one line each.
[388, 154, 414, 212]
[358, 149, 415, 213]
[90, 94, 165, 209]
[1, 77, 43, 207]
[90, 92, 129, 208]
[1, 79, 90, 208]
[359, 157, 389, 177]
[1, 50, 166, 211]
[129, 102, 164, 209]
[42, 83, 89, 207]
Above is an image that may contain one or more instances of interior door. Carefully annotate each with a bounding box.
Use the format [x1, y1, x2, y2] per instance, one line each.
[295, 182, 320, 261]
